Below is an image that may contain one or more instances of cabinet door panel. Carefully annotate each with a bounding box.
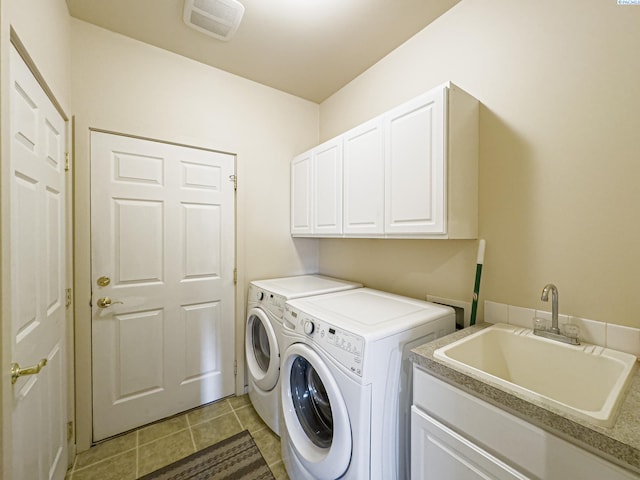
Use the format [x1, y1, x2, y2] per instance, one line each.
[313, 138, 342, 234]
[385, 89, 446, 235]
[343, 119, 384, 235]
[291, 152, 312, 235]
[411, 406, 528, 480]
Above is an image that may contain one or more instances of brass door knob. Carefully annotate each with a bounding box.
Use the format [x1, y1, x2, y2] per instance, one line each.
[11, 358, 47, 385]
[97, 297, 123, 308]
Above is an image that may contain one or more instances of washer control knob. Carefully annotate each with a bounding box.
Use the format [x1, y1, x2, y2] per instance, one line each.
[303, 321, 315, 335]
[257, 291, 264, 301]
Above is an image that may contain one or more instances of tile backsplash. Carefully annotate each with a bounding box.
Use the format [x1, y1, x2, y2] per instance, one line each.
[484, 300, 640, 358]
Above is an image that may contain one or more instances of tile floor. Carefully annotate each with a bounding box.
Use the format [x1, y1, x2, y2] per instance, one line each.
[65, 394, 289, 479]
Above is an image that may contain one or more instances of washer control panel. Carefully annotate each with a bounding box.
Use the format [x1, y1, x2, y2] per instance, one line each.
[284, 305, 365, 377]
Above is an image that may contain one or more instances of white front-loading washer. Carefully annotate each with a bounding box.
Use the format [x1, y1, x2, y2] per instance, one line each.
[280, 288, 456, 479]
[245, 275, 361, 435]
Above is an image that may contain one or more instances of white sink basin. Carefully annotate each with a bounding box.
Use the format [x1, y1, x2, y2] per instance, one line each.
[434, 323, 637, 427]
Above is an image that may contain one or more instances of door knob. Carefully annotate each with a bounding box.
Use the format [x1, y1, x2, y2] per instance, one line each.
[97, 297, 123, 308]
[11, 358, 47, 385]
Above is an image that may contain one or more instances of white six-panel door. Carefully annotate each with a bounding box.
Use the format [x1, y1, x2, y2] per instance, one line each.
[9, 45, 68, 480]
[90, 132, 235, 441]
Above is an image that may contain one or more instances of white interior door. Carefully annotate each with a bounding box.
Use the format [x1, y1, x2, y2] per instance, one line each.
[90, 132, 235, 441]
[9, 45, 68, 480]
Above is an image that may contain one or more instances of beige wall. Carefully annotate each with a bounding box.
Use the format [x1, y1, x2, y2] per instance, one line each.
[318, 0, 640, 328]
[1, 0, 72, 475]
[70, 18, 319, 450]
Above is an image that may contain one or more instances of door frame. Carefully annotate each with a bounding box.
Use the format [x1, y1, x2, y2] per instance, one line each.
[74, 128, 240, 451]
[1, 29, 73, 479]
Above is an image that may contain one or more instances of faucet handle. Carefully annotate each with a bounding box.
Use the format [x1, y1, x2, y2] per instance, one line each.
[533, 317, 549, 331]
[562, 323, 580, 340]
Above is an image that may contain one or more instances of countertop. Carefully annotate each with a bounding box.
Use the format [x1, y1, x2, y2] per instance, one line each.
[411, 323, 640, 475]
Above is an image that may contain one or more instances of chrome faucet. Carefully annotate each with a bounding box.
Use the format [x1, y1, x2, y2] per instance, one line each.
[541, 284, 560, 334]
[534, 284, 579, 345]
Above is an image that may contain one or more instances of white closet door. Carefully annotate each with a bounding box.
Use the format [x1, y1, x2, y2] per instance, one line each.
[9, 45, 68, 480]
[90, 132, 236, 441]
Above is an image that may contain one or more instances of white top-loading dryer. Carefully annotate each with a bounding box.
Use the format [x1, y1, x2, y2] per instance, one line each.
[279, 288, 456, 479]
[245, 275, 361, 435]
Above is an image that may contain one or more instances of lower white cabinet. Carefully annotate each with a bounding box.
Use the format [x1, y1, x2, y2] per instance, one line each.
[411, 366, 639, 480]
[412, 406, 527, 480]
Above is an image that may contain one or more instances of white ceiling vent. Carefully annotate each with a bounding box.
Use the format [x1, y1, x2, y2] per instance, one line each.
[183, 0, 245, 42]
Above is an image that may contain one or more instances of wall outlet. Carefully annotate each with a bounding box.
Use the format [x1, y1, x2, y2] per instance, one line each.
[426, 295, 472, 329]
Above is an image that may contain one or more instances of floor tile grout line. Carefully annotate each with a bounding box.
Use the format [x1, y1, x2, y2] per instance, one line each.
[253, 424, 267, 435]
[135, 429, 139, 479]
[231, 406, 244, 430]
[72, 446, 138, 473]
[138, 426, 192, 447]
[187, 408, 234, 428]
[70, 452, 77, 474]
[185, 411, 198, 452]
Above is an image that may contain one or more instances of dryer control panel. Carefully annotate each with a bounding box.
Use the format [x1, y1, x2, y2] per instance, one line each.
[248, 285, 285, 318]
[284, 305, 365, 377]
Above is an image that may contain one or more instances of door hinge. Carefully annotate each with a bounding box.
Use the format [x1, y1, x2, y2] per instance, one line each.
[233, 268, 237, 285]
[67, 421, 73, 441]
[65, 288, 72, 308]
[65, 152, 70, 172]
[229, 174, 237, 191]
[234, 360, 237, 376]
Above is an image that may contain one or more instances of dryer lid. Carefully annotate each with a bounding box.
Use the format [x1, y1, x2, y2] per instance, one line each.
[251, 275, 361, 299]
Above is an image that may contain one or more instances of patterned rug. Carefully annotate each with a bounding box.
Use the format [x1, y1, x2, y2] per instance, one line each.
[139, 430, 275, 480]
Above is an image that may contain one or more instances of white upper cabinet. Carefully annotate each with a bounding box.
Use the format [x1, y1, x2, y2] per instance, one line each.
[343, 118, 385, 235]
[291, 151, 312, 235]
[291, 137, 343, 236]
[385, 88, 446, 235]
[312, 137, 343, 235]
[291, 82, 478, 238]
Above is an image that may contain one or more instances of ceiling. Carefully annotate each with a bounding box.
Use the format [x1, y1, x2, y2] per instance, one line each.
[66, 0, 461, 103]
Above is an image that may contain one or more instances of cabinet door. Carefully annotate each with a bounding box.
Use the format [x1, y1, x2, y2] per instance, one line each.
[291, 151, 312, 235]
[411, 407, 528, 480]
[313, 138, 343, 235]
[343, 118, 384, 235]
[385, 88, 446, 235]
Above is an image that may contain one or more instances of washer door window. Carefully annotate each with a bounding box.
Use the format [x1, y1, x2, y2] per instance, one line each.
[281, 343, 351, 480]
[290, 355, 333, 448]
[245, 308, 279, 391]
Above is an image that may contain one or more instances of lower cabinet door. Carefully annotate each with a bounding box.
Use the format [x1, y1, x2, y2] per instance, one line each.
[411, 406, 529, 480]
